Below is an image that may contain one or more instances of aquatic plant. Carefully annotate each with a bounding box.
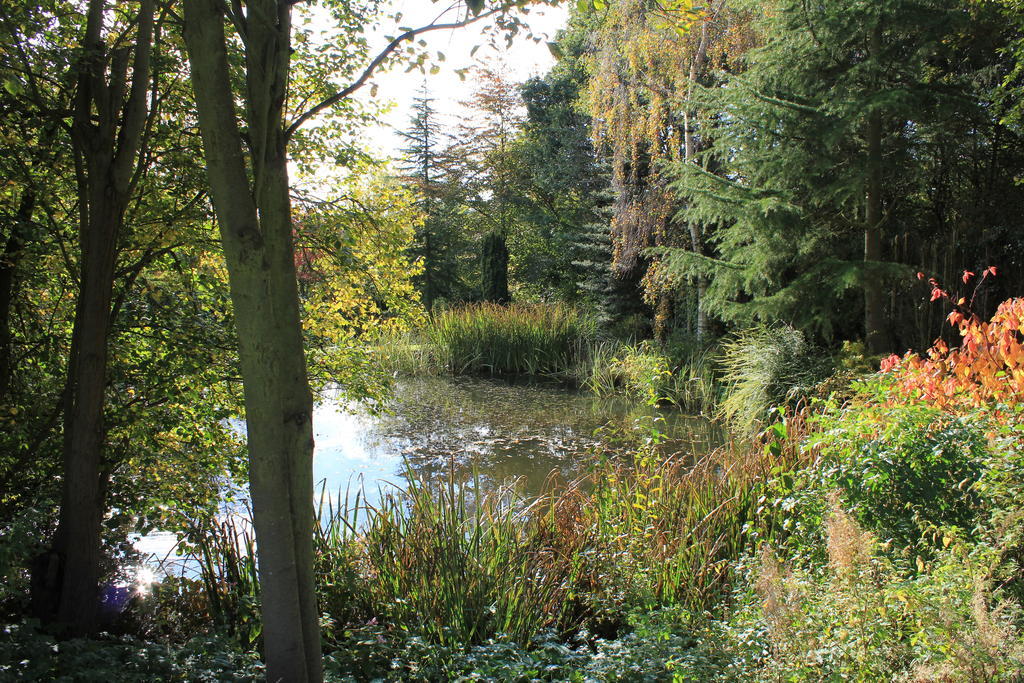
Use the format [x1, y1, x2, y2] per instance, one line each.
[426, 302, 598, 377]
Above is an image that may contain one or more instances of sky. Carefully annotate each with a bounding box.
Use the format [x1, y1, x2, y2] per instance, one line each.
[351, 1, 569, 158]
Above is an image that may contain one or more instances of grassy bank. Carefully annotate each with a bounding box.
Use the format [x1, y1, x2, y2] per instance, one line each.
[378, 302, 723, 414]
[380, 302, 598, 378]
[378, 304, 855, 427]
[6, 380, 1023, 680]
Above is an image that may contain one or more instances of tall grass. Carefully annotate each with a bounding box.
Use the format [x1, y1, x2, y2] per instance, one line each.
[427, 302, 597, 376]
[582, 340, 720, 414]
[374, 303, 724, 415]
[718, 324, 832, 434]
[175, 411, 811, 649]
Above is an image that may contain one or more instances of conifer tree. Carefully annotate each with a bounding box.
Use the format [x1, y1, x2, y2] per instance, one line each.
[452, 66, 525, 302]
[664, 0, 1022, 350]
[397, 85, 465, 310]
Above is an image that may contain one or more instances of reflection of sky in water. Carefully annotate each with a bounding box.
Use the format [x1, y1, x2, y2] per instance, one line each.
[143, 376, 716, 568]
[313, 376, 715, 506]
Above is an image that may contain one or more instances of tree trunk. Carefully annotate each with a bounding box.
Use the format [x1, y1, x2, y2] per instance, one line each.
[864, 22, 887, 354]
[39, 0, 155, 636]
[0, 191, 34, 403]
[684, 17, 712, 341]
[183, 1, 322, 679]
[481, 230, 510, 304]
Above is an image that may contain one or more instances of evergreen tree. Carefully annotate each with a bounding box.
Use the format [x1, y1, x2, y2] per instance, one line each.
[452, 66, 525, 302]
[665, 0, 1024, 350]
[585, 0, 756, 342]
[396, 85, 465, 310]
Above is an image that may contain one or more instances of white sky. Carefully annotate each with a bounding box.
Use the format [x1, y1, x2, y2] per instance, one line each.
[351, 1, 568, 158]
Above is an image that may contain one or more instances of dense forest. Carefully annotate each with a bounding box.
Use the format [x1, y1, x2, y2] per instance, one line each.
[1, 0, 1024, 680]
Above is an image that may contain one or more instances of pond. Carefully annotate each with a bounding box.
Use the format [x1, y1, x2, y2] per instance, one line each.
[138, 376, 718, 566]
[313, 375, 717, 504]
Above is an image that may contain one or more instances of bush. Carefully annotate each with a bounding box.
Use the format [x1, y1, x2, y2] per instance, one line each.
[583, 340, 671, 405]
[815, 390, 989, 548]
[0, 622, 264, 681]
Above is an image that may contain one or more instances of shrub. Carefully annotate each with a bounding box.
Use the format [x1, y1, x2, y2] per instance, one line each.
[882, 297, 1024, 411]
[584, 340, 671, 405]
[814, 391, 990, 548]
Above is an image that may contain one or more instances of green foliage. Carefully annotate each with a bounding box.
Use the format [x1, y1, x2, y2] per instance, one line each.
[583, 340, 671, 405]
[481, 231, 511, 304]
[815, 396, 989, 548]
[426, 303, 598, 377]
[665, 0, 1024, 348]
[0, 622, 265, 681]
[325, 471, 566, 647]
[718, 325, 831, 434]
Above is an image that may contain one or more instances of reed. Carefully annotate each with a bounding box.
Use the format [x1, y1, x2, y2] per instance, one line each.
[426, 302, 597, 377]
[582, 341, 721, 414]
[181, 414, 810, 649]
[340, 468, 568, 645]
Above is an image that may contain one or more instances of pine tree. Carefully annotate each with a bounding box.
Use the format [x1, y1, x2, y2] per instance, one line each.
[396, 85, 465, 310]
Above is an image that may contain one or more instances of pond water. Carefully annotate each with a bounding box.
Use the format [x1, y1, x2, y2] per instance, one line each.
[138, 376, 717, 568]
[313, 375, 716, 504]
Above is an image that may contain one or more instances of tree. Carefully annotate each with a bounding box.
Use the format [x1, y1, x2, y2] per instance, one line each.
[516, 50, 607, 303]
[396, 86, 466, 310]
[585, 0, 753, 342]
[453, 66, 526, 303]
[665, 0, 1024, 350]
[31, 0, 157, 636]
[181, 2, 547, 679]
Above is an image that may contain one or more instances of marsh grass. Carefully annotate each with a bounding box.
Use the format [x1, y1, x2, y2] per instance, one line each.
[178, 412, 808, 650]
[426, 302, 598, 377]
[718, 324, 831, 434]
[375, 304, 725, 415]
[324, 468, 569, 646]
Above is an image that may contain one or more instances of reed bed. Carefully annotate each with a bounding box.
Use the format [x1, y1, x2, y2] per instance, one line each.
[374, 303, 724, 416]
[427, 302, 598, 376]
[176, 411, 811, 650]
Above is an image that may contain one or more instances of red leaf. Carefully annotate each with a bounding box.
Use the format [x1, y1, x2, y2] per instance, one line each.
[930, 288, 944, 302]
[880, 354, 900, 372]
[916, 272, 925, 281]
[962, 270, 975, 283]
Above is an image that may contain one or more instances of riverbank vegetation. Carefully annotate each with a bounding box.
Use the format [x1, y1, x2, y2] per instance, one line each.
[7, 303, 1023, 680]
[2, 0, 1024, 679]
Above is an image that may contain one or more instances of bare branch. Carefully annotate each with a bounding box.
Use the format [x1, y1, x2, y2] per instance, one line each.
[285, 7, 502, 138]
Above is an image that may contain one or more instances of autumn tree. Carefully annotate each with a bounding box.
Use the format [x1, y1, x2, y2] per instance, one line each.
[453, 66, 527, 303]
[585, 0, 754, 341]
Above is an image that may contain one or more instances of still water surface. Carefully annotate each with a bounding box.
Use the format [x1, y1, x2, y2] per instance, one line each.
[139, 376, 716, 564]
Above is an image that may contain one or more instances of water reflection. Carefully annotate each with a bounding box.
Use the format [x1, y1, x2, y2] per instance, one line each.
[313, 375, 717, 505]
[141, 376, 717, 566]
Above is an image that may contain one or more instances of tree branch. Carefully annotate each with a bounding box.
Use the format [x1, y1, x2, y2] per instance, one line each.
[285, 7, 501, 138]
